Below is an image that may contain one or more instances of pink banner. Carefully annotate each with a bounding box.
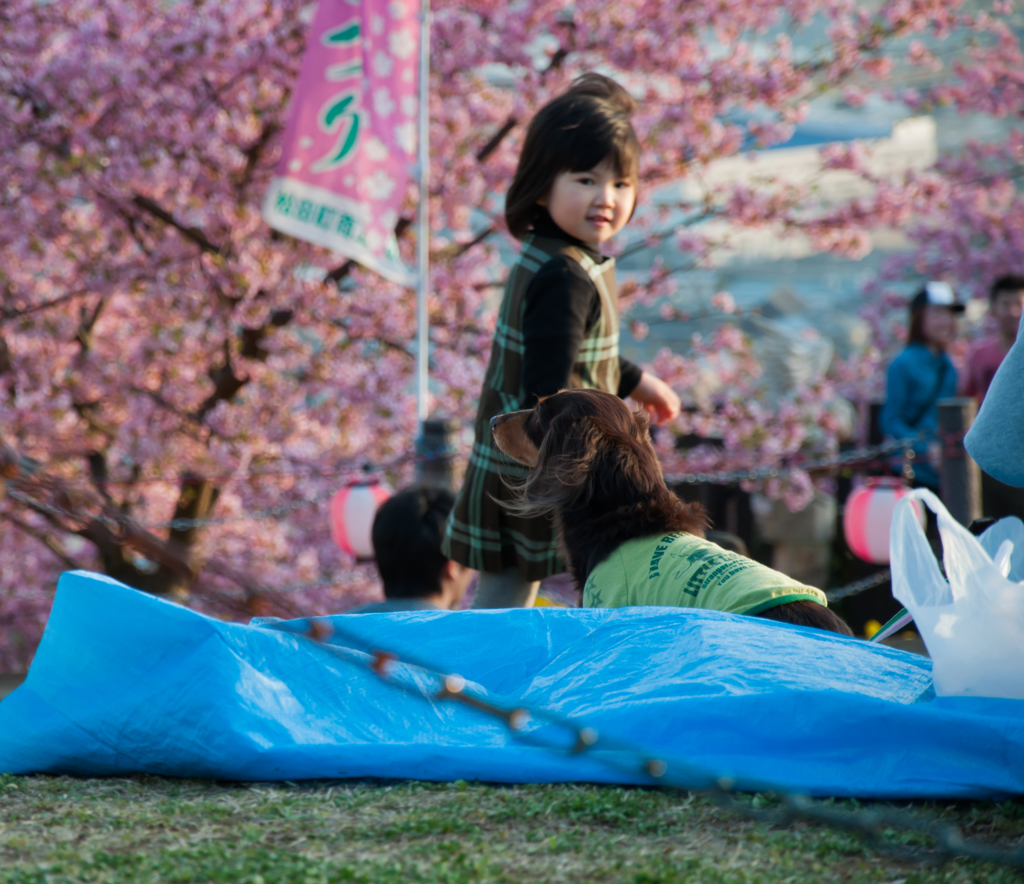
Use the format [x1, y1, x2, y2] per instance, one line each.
[264, 0, 420, 285]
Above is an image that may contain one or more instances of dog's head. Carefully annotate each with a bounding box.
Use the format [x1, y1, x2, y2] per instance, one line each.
[492, 389, 706, 584]
[491, 389, 662, 514]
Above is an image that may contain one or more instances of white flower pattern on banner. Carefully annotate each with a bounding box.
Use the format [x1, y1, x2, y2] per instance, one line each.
[394, 122, 416, 156]
[370, 14, 385, 35]
[388, 1, 408, 19]
[372, 50, 393, 77]
[373, 87, 396, 118]
[365, 137, 389, 161]
[401, 95, 416, 117]
[389, 29, 415, 60]
[364, 170, 396, 200]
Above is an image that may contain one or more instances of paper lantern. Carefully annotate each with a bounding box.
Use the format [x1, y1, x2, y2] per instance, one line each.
[843, 478, 924, 565]
[330, 482, 392, 559]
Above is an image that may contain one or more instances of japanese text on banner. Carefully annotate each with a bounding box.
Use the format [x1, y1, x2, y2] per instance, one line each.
[263, 0, 420, 286]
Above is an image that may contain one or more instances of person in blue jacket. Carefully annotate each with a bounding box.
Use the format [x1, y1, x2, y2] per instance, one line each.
[880, 281, 964, 489]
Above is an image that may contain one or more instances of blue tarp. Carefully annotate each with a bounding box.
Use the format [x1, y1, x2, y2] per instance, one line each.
[1, 570, 1023, 797]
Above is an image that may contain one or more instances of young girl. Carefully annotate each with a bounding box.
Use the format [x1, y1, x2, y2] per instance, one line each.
[442, 73, 681, 608]
[880, 282, 963, 490]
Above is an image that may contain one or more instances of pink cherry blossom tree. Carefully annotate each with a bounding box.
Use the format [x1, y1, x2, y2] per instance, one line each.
[1, 0, 1020, 669]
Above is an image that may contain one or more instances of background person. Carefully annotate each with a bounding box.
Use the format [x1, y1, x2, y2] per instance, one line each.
[963, 274, 1024, 402]
[880, 281, 963, 490]
[963, 274, 1024, 520]
[965, 306, 1024, 492]
[350, 486, 474, 614]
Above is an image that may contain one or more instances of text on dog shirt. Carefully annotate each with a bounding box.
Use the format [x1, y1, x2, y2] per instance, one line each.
[583, 532, 827, 615]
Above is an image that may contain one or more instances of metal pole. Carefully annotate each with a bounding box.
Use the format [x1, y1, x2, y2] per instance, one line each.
[415, 0, 430, 424]
[938, 397, 982, 527]
[415, 417, 461, 492]
[411, 6, 459, 492]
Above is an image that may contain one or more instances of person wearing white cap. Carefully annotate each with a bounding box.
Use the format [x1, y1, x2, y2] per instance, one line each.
[880, 281, 964, 489]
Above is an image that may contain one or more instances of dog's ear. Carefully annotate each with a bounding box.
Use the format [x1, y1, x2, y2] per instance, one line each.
[491, 409, 540, 467]
[541, 412, 603, 489]
[508, 412, 603, 516]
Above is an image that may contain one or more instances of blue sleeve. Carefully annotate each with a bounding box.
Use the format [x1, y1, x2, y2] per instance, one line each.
[943, 357, 959, 399]
[880, 356, 917, 441]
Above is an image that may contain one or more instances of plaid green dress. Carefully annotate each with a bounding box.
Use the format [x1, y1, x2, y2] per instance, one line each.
[442, 233, 622, 580]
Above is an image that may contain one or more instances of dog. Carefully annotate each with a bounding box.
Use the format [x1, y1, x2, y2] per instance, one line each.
[491, 388, 852, 636]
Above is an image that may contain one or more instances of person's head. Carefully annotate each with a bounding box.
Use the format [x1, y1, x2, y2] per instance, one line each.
[505, 73, 640, 245]
[990, 274, 1024, 343]
[908, 281, 964, 351]
[371, 486, 473, 609]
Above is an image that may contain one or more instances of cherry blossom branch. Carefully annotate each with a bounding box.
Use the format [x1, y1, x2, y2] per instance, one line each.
[0, 288, 92, 319]
[1, 512, 83, 570]
[130, 194, 227, 256]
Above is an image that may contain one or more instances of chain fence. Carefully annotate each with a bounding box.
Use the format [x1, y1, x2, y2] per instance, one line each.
[2, 433, 920, 532]
[2, 432, 922, 608]
[7, 477, 903, 603]
[3, 432, 921, 614]
[661, 434, 917, 486]
[825, 570, 891, 603]
[277, 615, 1024, 871]
[142, 488, 341, 531]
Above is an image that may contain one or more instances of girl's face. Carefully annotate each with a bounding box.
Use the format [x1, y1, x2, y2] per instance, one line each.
[922, 304, 958, 350]
[537, 159, 636, 245]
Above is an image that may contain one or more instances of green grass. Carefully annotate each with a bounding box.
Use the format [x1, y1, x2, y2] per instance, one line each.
[0, 774, 1021, 883]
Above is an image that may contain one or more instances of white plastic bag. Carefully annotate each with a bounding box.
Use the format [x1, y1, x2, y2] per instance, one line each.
[890, 488, 1024, 699]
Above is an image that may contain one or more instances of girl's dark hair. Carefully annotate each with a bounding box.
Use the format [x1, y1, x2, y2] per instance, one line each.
[505, 73, 640, 239]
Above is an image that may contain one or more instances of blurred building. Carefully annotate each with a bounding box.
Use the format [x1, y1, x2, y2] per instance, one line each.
[617, 111, 937, 377]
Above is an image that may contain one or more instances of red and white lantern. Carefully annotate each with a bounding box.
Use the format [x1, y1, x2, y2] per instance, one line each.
[843, 478, 924, 565]
[330, 482, 392, 560]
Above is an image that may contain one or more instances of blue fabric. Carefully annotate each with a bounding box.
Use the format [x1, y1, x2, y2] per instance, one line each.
[1, 571, 1023, 798]
[966, 313, 1024, 488]
[880, 343, 958, 488]
[348, 598, 443, 614]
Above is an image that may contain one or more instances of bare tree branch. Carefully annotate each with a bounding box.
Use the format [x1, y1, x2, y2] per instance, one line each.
[325, 217, 414, 284]
[433, 224, 498, 262]
[131, 194, 226, 255]
[5, 453, 296, 611]
[126, 385, 223, 439]
[195, 343, 248, 421]
[75, 296, 106, 353]
[471, 40, 569, 164]
[238, 120, 282, 191]
[476, 116, 517, 162]
[2, 512, 82, 569]
[1, 289, 92, 319]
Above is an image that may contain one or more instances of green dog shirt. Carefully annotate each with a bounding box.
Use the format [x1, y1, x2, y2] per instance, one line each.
[582, 532, 828, 615]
